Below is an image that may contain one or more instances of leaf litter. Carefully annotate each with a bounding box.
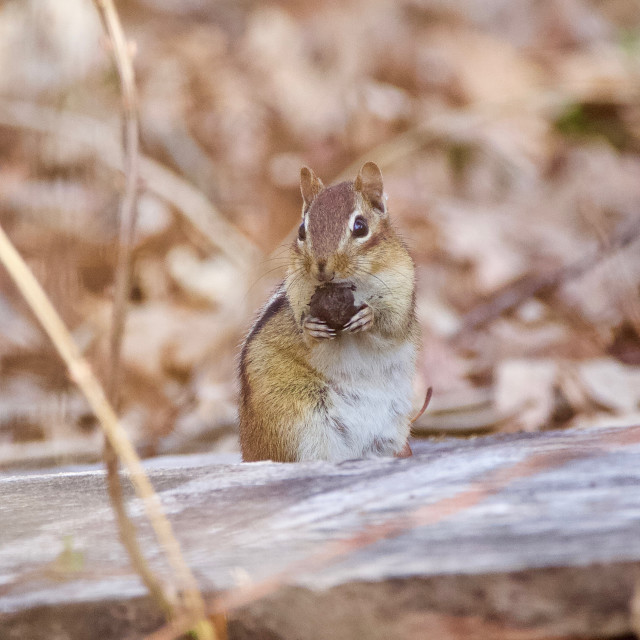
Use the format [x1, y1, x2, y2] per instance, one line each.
[0, 0, 639, 466]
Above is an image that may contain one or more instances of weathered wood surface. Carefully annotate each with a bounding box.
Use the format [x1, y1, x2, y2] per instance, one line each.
[2, 424, 640, 639]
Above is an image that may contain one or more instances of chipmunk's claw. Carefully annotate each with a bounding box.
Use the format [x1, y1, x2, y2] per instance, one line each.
[303, 316, 336, 340]
[343, 304, 373, 334]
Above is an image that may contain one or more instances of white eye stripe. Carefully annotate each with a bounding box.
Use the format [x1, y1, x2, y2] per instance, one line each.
[298, 216, 307, 243]
[300, 213, 308, 231]
[348, 210, 371, 240]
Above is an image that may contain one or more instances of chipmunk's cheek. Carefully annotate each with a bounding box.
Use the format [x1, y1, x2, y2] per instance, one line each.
[352, 283, 376, 310]
[305, 254, 313, 272]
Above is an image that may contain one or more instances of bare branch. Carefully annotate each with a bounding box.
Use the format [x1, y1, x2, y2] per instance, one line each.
[0, 223, 201, 622]
[92, 1, 215, 637]
[94, 0, 176, 621]
[94, 0, 140, 398]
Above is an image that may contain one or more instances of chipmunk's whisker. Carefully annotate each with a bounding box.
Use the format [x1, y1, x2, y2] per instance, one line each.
[355, 263, 394, 294]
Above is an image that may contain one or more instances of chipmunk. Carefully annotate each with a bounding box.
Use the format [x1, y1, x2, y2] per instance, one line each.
[239, 162, 419, 462]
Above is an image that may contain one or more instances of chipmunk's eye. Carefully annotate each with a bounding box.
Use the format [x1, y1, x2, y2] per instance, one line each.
[298, 223, 306, 241]
[352, 215, 368, 238]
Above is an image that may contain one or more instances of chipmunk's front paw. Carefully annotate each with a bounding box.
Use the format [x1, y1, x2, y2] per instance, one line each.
[303, 316, 336, 340]
[343, 304, 374, 334]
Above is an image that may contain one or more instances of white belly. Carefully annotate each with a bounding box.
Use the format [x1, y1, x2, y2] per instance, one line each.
[297, 334, 416, 462]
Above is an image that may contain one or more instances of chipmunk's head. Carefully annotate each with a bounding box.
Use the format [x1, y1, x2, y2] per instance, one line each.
[292, 162, 391, 283]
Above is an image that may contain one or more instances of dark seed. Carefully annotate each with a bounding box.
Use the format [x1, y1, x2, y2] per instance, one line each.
[309, 283, 362, 331]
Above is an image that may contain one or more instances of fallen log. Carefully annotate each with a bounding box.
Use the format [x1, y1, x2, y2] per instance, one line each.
[1, 424, 640, 639]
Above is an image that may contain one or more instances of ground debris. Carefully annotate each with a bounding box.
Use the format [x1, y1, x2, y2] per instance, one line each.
[1, 0, 639, 464]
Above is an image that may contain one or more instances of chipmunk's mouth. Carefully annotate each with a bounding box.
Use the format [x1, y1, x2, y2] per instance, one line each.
[309, 282, 360, 332]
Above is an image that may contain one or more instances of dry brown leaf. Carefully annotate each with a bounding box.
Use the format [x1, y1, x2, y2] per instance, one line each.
[495, 359, 558, 431]
[578, 358, 640, 413]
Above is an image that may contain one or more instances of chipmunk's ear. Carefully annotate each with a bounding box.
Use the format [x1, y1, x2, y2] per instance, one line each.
[355, 161, 386, 214]
[300, 167, 324, 210]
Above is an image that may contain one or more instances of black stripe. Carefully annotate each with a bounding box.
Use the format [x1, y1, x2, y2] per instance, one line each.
[239, 286, 289, 396]
[247, 287, 288, 344]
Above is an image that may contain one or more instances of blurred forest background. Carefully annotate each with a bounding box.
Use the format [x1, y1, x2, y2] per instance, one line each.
[0, 0, 639, 469]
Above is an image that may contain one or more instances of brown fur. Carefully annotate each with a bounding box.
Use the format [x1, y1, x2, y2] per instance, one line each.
[307, 182, 355, 259]
[239, 290, 329, 462]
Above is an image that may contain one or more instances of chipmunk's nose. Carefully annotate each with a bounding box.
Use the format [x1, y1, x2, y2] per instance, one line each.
[315, 259, 334, 282]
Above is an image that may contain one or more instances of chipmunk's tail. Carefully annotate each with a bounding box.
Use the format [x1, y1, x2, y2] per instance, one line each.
[410, 386, 433, 424]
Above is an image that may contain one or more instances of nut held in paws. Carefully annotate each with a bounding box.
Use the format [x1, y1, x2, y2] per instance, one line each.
[309, 283, 362, 331]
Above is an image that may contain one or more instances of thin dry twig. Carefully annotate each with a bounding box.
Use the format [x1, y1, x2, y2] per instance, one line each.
[93, 0, 175, 619]
[94, 0, 139, 398]
[93, 2, 214, 636]
[0, 223, 203, 620]
[144, 613, 228, 640]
